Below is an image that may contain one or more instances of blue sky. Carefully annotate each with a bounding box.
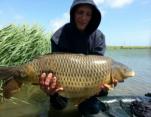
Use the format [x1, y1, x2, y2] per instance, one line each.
[0, 0, 151, 46]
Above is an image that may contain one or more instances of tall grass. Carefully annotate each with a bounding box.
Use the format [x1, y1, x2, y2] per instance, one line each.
[0, 24, 51, 66]
[0, 24, 51, 98]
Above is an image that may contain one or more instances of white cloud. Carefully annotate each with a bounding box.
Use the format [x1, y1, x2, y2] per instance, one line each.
[94, 0, 104, 6]
[106, 0, 134, 8]
[0, 24, 3, 29]
[49, 12, 69, 32]
[94, 0, 134, 8]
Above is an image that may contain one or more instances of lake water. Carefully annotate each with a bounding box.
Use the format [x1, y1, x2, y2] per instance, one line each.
[0, 49, 151, 117]
[106, 49, 151, 96]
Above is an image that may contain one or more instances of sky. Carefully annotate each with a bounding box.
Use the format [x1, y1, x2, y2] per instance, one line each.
[0, 0, 151, 46]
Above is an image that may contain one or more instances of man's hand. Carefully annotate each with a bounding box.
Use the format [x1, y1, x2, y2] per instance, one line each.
[39, 73, 63, 95]
[98, 79, 118, 96]
[102, 79, 118, 90]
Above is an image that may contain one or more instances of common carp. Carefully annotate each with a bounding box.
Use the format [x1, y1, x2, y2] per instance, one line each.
[0, 53, 135, 101]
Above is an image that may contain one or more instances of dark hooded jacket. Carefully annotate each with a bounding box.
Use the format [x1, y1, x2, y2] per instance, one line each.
[51, 0, 106, 55]
[50, 0, 106, 110]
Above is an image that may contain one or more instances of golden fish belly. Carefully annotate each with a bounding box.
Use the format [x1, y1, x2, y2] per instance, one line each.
[25, 53, 112, 98]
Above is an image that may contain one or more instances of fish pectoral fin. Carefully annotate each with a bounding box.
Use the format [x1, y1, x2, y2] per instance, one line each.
[2, 78, 22, 99]
[118, 79, 124, 82]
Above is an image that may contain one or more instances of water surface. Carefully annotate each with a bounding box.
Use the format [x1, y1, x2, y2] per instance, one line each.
[106, 49, 151, 96]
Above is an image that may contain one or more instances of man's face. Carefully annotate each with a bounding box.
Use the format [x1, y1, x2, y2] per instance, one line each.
[74, 5, 92, 31]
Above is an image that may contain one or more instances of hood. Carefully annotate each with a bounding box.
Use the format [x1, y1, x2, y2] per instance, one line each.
[70, 0, 101, 34]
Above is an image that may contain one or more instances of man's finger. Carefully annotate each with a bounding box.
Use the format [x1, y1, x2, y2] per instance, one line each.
[39, 73, 46, 85]
[49, 87, 64, 96]
[103, 84, 113, 90]
[55, 87, 64, 92]
[44, 73, 53, 86]
[51, 77, 57, 88]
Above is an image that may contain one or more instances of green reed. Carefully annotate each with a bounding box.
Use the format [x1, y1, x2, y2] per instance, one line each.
[0, 24, 51, 66]
[0, 24, 51, 98]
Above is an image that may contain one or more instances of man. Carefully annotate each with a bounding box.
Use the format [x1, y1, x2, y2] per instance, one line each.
[39, 0, 116, 116]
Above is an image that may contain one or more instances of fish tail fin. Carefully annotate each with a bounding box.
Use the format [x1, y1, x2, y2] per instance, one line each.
[0, 66, 20, 80]
[0, 66, 22, 99]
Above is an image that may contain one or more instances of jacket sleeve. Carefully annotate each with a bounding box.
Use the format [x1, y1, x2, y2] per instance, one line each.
[50, 93, 68, 110]
[90, 30, 106, 56]
[50, 26, 64, 52]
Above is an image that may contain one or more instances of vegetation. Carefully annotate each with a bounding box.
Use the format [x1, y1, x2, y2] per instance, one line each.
[107, 46, 151, 50]
[0, 24, 51, 66]
[0, 24, 51, 97]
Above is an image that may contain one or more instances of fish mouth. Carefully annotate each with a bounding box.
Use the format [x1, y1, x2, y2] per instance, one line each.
[126, 71, 135, 77]
[131, 71, 135, 76]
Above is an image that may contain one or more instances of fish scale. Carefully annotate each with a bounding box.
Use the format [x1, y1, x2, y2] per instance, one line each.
[23, 54, 111, 98]
[0, 53, 135, 101]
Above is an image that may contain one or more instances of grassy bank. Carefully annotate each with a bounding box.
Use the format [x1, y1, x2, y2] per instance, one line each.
[107, 46, 151, 50]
